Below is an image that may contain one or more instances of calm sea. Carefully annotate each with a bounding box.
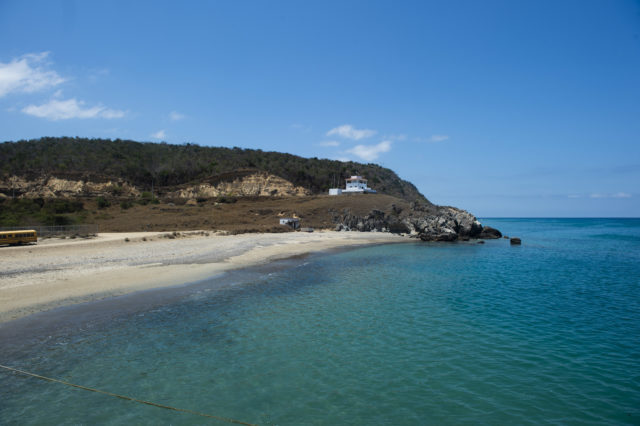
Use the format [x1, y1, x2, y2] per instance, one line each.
[1, 218, 639, 425]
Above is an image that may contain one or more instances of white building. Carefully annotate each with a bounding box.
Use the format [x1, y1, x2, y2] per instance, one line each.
[343, 176, 377, 193]
[279, 218, 300, 229]
[329, 175, 377, 195]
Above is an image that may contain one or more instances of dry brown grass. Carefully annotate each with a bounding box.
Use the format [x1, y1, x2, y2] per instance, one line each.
[81, 194, 412, 233]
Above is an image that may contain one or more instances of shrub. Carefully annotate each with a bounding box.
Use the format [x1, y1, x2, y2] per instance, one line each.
[46, 199, 84, 214]
[120, 200, 134, 210]
[41, 214, 72, 226]
[109, 185, 123, 196]
[216, 195, 237, 204]
[96, 197, 111, 209]
[138, 191, 157, 205]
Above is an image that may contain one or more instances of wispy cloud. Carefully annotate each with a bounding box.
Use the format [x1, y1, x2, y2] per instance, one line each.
[0, 52, 65, 97]
[169, 111, 185, 121]
[151, 130, 167, 139]
[580, 192, 633, 199]
[430, 134, 449, 142]
[347, 140, 391, 162]
[318, 140, 340, 147]
[327, 124, 376, 140]
[612, 192, 632, 198]
[22, 98, 125, 120]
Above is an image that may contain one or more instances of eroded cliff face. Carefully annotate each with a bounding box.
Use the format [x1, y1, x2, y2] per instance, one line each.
[0, 176, 140, 198]
[169, 173, 311, 198]
[0, 172, 310, 199]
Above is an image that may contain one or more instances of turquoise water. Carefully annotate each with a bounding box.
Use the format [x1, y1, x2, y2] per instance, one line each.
[1, 218, 640, 425]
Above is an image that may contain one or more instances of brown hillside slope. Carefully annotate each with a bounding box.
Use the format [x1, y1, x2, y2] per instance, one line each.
[84, 194, 413, 233]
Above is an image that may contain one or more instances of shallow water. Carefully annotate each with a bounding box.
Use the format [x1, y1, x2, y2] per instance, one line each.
[1, 219, 639, 425]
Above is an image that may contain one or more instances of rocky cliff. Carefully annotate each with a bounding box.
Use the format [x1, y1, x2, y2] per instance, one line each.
[331, 201, 501, 241]
[0, 175, 140, 198]
[169, 172, 311, 198]
[0, 172, 309, 199]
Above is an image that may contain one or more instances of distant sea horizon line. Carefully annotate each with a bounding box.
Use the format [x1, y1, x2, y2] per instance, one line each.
[481, 216, 640, 219]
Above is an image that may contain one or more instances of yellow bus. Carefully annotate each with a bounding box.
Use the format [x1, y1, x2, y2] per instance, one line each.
[0, 230, 38, 246]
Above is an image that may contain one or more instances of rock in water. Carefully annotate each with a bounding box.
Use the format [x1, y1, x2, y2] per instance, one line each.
[419, 229, 458, 242]
[510, 237, 522, 245]
[479, 226, 502, 239]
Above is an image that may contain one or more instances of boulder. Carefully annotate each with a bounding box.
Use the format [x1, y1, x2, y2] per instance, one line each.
[510, 237, 521, 245]
[479, 226, 502, 239]
[419, 229, 458, 242]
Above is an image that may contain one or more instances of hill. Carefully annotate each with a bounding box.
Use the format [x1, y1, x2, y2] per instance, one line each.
[0, 137, 502, 241]
[0, 137, 427, 202]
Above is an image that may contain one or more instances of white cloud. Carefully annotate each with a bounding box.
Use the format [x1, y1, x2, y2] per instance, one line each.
[327, 124, 377, 140]
[612, 192, 632, 198]
[0, 52, 65, 97]
[589, 192, 632, 199]
[151, 130, 167, 139]
[430, 134, 449, 142]
[318, 140, 340, 147]
[347, 140, 392, 162]
[22, 98, 125, 120]
[169, 111, 185, 121]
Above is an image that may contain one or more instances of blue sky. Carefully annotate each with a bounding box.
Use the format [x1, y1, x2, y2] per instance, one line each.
[1, 0, 639, 217]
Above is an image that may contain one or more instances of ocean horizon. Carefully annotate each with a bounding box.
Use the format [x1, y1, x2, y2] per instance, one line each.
[1, 218, 639, 425]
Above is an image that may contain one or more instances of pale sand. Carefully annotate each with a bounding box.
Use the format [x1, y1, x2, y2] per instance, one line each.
[0, 231, 407, 323]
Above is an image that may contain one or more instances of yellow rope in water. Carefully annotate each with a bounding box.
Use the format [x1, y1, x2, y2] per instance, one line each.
[0, 364, 257, 426]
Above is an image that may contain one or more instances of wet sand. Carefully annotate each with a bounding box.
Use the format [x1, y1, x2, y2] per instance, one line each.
[0, 231, 407, 323]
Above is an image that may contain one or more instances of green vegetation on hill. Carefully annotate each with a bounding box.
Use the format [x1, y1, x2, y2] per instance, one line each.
[0, 137, 427, 202]
[0, 198, 85, 226]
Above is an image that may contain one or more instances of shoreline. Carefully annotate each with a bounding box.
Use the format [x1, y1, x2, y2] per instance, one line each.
[0, 230, 409, 324]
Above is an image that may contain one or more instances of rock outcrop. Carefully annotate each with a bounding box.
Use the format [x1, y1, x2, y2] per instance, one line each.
[404, 205, 484, 241]
[0, 175, 140, 198]
[0, 172, 310, 199]
[168, 172, 311, 198]
[331, 202, 499, 242]
[478, 226, 502, 239]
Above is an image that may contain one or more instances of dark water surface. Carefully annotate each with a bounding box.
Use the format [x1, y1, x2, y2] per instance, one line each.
[1, 219, 639, 425]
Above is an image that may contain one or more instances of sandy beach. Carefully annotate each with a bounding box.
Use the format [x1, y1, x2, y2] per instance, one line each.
[0, 230, 407, 323]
